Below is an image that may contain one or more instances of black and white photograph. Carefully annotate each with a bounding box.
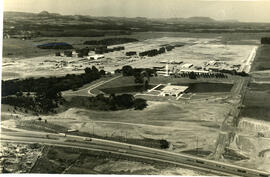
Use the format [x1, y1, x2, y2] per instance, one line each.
[1, 0, 270, 176]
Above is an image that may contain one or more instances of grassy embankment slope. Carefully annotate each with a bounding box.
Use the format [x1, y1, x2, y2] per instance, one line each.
[240, 45, 270, 121]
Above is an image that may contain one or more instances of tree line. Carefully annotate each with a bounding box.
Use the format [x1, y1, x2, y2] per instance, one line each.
[68, 93, 148, 111]
[2, 66, 105, 113]
[84, 38, 138, 46]
[176, 72, 228, 79]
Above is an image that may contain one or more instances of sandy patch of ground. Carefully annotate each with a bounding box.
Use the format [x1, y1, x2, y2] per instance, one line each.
[33, 96, 231, 154]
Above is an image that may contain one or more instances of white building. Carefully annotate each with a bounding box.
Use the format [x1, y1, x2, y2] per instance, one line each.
[160, 85, 189, 97]
[88, 55, 105, 60]
[181, 63, 193, 69]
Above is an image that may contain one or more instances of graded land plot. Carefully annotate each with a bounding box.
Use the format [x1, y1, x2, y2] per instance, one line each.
[1, 32, 264, 172]
[30, 74, 235, 156]
[102, 37, 257, 73]
[227, 44, 270, 173]
[47, 98, 230, 154]
[2, 31, 266, 58]
[2, 55, 89, 80]
[2, 35, 258, 81]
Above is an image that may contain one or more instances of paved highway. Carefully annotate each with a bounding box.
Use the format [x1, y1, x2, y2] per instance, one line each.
[1, 127, 270, 176]
[0, 132, 232, 176]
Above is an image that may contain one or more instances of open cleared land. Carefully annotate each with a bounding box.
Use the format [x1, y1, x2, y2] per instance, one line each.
[227, 44, 270, 173]
[2, 35, 257, 80]
[2, 30, 270, 174]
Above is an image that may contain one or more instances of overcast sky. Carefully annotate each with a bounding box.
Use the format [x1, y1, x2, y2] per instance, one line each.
[3, 0, 270, 22]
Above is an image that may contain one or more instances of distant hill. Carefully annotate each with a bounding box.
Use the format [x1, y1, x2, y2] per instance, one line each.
[185, 17, 216, 23]
[4, 11, 270, 37]
[38, 11, 61, 17]
[161, 16, 219, 23]
[38, 11, 50, 16]
[4, 11, 36, 18]
[221, 19, 239, 23]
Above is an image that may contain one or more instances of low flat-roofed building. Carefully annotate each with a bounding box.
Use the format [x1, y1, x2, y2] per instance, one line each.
[171, 61, 183, 64]
[160, 85, 189, 97]
[181, 63, 193, 69]
[156, 71, 173, 76]
[88, 55, 105, 60]
[180, 69, 209, 73]
[160, 60, 168, 64]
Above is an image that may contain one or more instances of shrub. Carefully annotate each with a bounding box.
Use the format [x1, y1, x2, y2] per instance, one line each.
[134, 98, 148, 110]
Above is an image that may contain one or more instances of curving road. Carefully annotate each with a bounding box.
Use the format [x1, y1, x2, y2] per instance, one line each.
[62, 75, 121, 96]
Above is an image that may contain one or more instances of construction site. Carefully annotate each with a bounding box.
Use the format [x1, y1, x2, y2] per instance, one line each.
[2, 37, 256, 80]
[2, 34, 270, 175]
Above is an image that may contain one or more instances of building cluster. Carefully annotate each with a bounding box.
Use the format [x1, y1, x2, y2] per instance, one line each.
[56, 45, 125, 58]
[154, 59, 243, 77]
[3, 28, 37, 40]
[204, 60, 241, 73]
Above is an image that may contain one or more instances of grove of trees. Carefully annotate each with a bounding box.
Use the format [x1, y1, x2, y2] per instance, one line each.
[176, 72, 228, 79]
[2, 66, 104, 113]
[68, 93, 148, 111]
[261, 37, 270, 44]
[84, 38, 138, 46]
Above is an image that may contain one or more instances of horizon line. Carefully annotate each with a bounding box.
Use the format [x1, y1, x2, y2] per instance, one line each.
[4, 10, 270, 23]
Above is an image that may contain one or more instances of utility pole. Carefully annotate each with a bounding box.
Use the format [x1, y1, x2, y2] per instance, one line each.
[92, 121, 94, 136]
[196, 136, 198, 155]
[120, 131, 123, 141]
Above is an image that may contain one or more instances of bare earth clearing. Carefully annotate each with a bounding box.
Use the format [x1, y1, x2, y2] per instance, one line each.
[2, 32, 270, 174]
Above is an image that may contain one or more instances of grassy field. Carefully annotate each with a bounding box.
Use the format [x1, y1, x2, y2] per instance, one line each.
[3, 38, 57, 59]
[95, 76, 234, 95]
[240, 44, 270, 121]
[240, 83, 270, 121]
